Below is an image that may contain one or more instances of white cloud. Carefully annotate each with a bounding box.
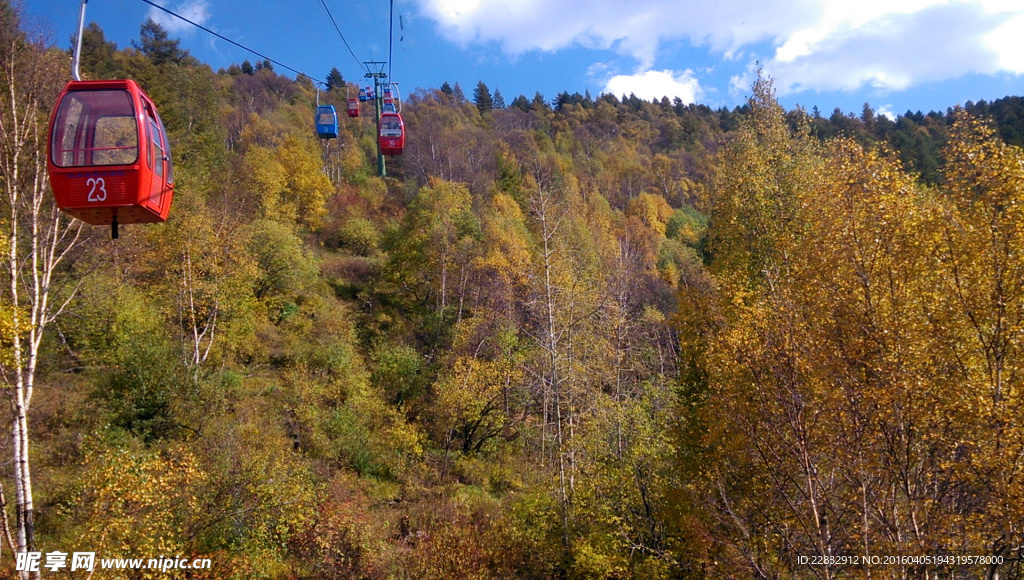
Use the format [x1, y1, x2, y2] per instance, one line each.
[416, 0, 822, 69]
[413, 0, 1024, 96]
[148, 0, 210, 35]
[986, 13, 1024, 74]
[763, 1, 1020, 95]
[877, 105, 896, 120]
[587, 61, 613, 74]
[602, 69, 703, 103]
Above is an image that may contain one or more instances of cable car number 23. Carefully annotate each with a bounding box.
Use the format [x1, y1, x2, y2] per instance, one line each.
[86, 177, 108, 202]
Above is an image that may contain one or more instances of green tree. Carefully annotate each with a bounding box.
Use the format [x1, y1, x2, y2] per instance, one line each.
[78, 22, 118, 78]
[325, 67, 344, 91]
[64, 446, 206, 579]
[473, 80, 493, 113]
[133, 18, 191, 66]
[390, 178, 480, 318]
[531, 91, 549, 111]
[510, 94, 530, 112]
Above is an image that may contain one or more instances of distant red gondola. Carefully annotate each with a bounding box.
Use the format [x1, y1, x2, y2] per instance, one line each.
[378, 112, 404, 156]
[347, 97, 360, 117]
[378, 82, 404, 156]
[48, 79, 174, 235]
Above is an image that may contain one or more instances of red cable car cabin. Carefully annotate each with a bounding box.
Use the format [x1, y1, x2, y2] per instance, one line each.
[48, 79, 174, 230]
[378, 112, 405, 156]
[347, 97, 360, 118]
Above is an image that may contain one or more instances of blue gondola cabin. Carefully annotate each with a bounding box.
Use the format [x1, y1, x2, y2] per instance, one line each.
[316, 105, 338, 139]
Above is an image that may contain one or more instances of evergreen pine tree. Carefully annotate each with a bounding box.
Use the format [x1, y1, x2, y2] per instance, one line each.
[134, 18, 191, 66]
[531, 91, 548, 111]
[492, 88, 505, 109]
[326, 68, 345, 91]
[554, 91, 571, 110]
[79, 22, 118, 78]
[473, 81, 493, 113]
[510, 94, 530, 112]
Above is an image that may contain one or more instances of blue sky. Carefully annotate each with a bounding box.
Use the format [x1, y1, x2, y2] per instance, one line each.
[24, 0, 1024, 118]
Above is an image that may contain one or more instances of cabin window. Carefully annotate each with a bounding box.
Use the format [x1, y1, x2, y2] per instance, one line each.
[51, 90, 138, 167]
[148, 117, 164, 179]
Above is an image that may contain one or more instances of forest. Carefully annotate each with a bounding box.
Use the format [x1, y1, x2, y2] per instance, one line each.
[3, 2, 1024, 578]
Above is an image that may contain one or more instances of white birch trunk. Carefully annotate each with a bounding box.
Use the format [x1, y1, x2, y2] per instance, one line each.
[0, 20, 86, 578]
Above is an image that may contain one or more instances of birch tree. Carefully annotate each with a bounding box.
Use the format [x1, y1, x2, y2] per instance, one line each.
[0, 3, 86, 572]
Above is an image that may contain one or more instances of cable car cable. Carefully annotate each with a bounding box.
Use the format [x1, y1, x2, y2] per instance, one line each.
[136, 0, 326, 84]
[317, 0, 369, 74]
[388, 0, 394, 80]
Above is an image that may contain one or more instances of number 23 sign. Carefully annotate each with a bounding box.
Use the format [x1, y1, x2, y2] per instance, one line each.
[86, 177, 107, 202]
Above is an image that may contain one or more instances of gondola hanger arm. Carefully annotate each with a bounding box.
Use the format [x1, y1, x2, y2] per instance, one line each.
[72, 0, 89, 81]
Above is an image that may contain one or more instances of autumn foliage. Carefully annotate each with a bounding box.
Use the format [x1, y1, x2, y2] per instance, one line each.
[2, 4, 1024, 578]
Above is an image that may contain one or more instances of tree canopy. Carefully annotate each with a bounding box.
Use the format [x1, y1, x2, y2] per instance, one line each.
[4, 6, 1024, 578]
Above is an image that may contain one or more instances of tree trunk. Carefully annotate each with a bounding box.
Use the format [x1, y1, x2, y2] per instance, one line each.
[0, 14, 86, 577]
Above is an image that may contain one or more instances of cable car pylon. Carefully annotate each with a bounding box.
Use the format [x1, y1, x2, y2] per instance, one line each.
[364, 61, 388, 177]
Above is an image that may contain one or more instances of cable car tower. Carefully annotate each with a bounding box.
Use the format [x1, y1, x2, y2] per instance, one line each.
[363, 61, 390, 177]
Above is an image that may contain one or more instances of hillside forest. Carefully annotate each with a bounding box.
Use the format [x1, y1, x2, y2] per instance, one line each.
[4, 3, 1024, 578]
